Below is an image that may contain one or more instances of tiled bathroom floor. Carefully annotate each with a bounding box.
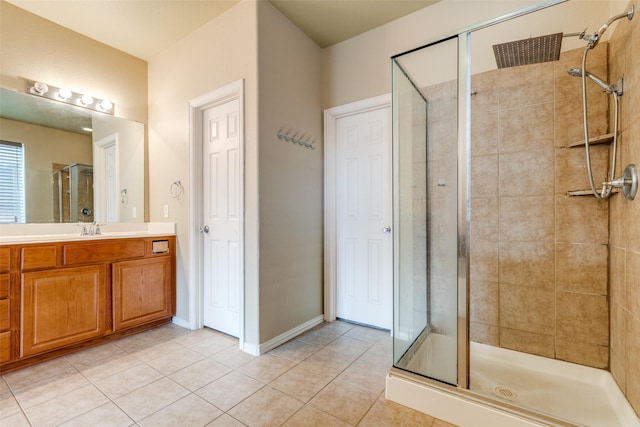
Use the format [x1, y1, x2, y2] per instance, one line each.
[0, 321, 457, 426]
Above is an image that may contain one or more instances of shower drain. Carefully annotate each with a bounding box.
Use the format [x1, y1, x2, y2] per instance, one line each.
[493, 385, 519, 401]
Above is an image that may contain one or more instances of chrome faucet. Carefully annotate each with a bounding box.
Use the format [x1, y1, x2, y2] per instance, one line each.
[88, 221, 101, 235]
[78, 223, 88, 236]
[78, 221, 102, 236]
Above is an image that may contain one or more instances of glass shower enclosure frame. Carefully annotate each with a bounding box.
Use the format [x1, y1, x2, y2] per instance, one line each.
[392, 34, 468, 388]
[390, 0, 567, 416]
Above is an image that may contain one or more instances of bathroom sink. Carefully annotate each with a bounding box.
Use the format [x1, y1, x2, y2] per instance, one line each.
[0, 222, 175, 244]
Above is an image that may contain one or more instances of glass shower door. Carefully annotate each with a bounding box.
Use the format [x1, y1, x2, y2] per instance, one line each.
[66, 163, 94, 223]
[392, 37, 460, 385]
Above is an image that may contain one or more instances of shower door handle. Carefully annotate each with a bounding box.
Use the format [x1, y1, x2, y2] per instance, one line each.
[382, 226, 391, 234]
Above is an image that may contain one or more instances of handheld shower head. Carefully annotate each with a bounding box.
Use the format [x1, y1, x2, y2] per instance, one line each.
[567, 68, 613, 92]
[567, 68, 582, 77]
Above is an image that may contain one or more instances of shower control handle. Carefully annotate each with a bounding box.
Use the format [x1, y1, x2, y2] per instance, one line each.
[603, 177, 626, 187]
[603, 164, 638, 200]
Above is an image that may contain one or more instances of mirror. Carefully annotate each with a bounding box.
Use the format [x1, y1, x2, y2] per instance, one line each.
[0, 88, 144, 224]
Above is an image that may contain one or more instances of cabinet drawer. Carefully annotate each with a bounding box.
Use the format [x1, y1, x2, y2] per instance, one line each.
[0, 299, 8, 331]
[63, 240, 145, 266]
[0, 247, 9, 273]
[21, 246, 57, 271]
[0, 331, 9, 363]
[0, 274, 8, 299]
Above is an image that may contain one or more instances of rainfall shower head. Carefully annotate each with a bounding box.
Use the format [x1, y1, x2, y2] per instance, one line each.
[493, 33, 562, 69]
[567, 67, 613, 92]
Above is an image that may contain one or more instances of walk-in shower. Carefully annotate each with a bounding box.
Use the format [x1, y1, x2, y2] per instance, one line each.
[388, 1, 640, 426]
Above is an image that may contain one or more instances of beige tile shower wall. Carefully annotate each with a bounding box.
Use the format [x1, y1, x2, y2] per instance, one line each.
[469, 44, 610, 368]
[608, 2, 640, 415]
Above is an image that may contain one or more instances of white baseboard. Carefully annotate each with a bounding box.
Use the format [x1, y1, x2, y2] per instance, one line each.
[241, 342, 260, 356]
[256, 315, 325, 355]
[171, 316, 192, 330]
[172, 314, 324, 356]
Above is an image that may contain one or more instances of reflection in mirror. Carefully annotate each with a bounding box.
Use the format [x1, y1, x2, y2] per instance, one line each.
[0, 88, 144, 224]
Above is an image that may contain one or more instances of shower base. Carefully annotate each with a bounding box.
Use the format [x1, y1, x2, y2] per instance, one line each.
[471, 342, 639, 427]
[387, 335, 640, 426]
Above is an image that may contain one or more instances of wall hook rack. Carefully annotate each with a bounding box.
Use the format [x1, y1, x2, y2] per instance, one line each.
[277, 127, 316, 150]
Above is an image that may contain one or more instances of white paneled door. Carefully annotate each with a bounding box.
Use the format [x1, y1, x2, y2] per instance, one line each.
[202, 99, 241, 337]
[93, 134, 119, 223]
[336, 106, 392, 329]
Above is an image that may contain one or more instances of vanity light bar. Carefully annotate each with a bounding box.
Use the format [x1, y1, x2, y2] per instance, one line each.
[23, 79, 114, 115]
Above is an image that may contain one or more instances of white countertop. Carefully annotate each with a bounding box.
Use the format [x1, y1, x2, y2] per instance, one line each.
[0, 222, 176, 245]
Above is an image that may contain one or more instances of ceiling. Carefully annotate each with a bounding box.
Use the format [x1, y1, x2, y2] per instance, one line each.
[5, 0, 440, 60]
[269, 0, 439, 48]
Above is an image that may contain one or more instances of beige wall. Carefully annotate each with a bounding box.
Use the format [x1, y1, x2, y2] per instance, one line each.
[609, 2, 640, 414]
[147, 0, 259, 340]
[148, 0, 323, 345]
[0, 1, 148, 124]
[257, 1, 323, 342]
[0, 118, 92, 222]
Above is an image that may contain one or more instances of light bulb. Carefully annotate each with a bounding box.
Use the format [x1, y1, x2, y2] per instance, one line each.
[99, 100, 113, 111]
[80, 94, 94, 106]
[31, 82, 49, 95]
[58, 88, 72, 100]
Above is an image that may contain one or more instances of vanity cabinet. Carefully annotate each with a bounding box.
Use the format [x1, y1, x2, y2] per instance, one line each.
[0, 235, 175, 373]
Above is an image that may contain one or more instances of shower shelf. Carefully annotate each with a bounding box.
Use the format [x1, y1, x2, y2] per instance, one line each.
[567, 188, 616, 197]
[567, 189, 598, 196]
[568, 133, 614, 148]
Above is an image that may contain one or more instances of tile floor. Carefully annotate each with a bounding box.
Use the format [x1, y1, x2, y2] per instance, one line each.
[0, 321, 458, 426]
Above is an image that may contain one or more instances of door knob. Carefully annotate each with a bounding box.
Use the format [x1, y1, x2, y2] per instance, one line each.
[200, 225, 210, 233]
[382, 226, 391, 234]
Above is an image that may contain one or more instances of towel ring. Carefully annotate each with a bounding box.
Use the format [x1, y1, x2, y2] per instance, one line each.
[170, 180, 184, 199]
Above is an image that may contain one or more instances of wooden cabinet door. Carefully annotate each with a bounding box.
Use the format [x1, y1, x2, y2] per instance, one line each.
[21, 265, 106, 357]
[0, 331, 10, 363]
[112, 257, 172, 331]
